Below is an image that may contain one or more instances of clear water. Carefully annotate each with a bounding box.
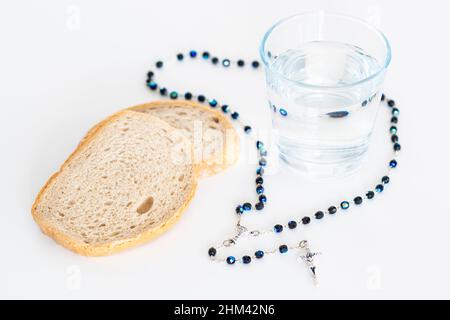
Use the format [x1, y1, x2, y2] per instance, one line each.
[266, 41, 383, 177]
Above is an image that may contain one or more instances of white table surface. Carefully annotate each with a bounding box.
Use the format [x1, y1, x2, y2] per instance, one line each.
[1, 0, 450, 299]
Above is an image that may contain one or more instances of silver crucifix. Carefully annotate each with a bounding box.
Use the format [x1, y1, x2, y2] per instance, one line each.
[298, 240, 321, 286]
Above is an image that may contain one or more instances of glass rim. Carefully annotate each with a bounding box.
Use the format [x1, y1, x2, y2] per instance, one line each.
[259, 11, 392, 90]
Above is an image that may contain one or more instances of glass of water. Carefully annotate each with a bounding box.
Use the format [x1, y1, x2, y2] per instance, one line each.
[260, 11, 391, 177]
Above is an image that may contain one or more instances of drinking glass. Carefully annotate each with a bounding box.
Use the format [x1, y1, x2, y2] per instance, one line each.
[260, 11, 391, 177]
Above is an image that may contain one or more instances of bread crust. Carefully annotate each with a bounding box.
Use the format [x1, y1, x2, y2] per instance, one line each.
[31, 110, 198, 256]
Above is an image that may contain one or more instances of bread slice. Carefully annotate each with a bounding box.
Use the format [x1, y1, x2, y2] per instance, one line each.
[129, 100, 239, 177]
[32, 111, 197, 256]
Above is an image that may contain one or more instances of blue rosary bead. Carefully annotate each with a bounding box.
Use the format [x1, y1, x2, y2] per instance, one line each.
[159, 87, 167, 96]
[391, 134, 399, 143]
[256, 141, 264, 150]
[387, 99, 395, 107]
[256, 167, 264, 175]
[189, 50, 197, 58]
[176, 53, 184, 61]
[208, 247, 216, 257]
[354, 196, 363, 205]
[274, 224, 283, 233]
[259, 158, 267, 166]
[382, 176, 390, 184]
[366, 191, 375, 199]
[244, 126, 252, 134]
[375, 184, 384, 193]
[169, 91, 178, 99]
[235, 205, 244, 214]
[393, 143, 401, 151]
[260, 149, 267, 157]
[390, 126, 397, 134]
[279, 108, 288, 116]
[184, 92, 192, 100]
[255, 176, 263, 184]
[221, 105, 230, 113]
[231, 112, 239, 119]
[251, 61, 260, 68]
[340, 201, 350, 210]
[328, 206, 337, 214]
[255, 250, 264, 259]
[211, 57, 219, 64]
[243, 202, 252, 211]
[148, 81, 157, 90]
[389, 159, 397, 168]
[208, 99, 218, 107]
[258, 194, 267, 203]
[222, 59, 231, 67]
[392, 108, 400, 116]
[156, 61, 163, 68]
[202, 51, 210, 59]
[147, 71, 154, 79]
[242, 255, 252, 264]
[226, 256, 236, 265]
[279, 245, 288, 253]
[314, 211, 324, 219]
[256, 185, 264, 194]
[197, 95, 206, 102]
[255, 202, 264, 210]
[302, 216, 311, 224]
[288, 220, 297, 229]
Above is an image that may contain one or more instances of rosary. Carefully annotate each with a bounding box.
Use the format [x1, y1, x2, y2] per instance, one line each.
[145, 50, 400, 286]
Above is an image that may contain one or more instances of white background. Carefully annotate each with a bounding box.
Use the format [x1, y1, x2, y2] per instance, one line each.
[1, 0, 450, 299]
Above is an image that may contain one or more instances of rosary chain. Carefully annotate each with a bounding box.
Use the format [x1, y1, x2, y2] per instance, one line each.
[145, 49, 401, 266]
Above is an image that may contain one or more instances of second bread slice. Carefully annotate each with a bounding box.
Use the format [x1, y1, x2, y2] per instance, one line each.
[130, 100, 239, 177]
